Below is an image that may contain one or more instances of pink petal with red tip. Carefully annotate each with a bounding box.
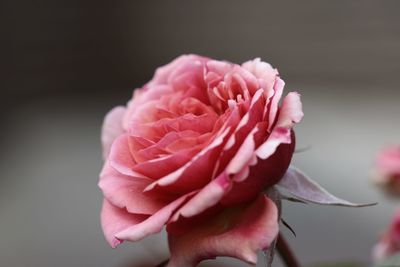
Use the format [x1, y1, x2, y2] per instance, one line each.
[256, 92, 303, 160]
[167, 195, 279, 267]
[267, 77, 284, 130]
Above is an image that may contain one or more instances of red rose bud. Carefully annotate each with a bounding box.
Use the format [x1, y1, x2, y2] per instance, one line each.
[372, 146, 400, 196]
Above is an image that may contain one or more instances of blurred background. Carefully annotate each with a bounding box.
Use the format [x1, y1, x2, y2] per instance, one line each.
[1, 1, 400, 266]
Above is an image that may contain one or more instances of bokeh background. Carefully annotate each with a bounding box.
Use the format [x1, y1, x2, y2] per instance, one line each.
[1, 1, 400, 266]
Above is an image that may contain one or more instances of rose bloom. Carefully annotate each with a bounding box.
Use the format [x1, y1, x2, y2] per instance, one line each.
[99, 54, 303, 266]
[373, 209, 400, 261]
[372, 146, 400, 196]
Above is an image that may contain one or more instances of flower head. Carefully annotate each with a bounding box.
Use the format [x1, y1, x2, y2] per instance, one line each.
[99, 54, 303, 266]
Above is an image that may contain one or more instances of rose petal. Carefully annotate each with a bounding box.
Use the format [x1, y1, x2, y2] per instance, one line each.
[225, 126, 259, 176]
[115, 192, 196, 242]
[101, 106, 126, 159]
[221, 124, 291, 206]
[241, 58, 278, 94]
[100, 199, 148, 248]
[144, 126, 232, 194]
[218, 89, 265, 173]
[131, 113, 216, 143]
[132, 150, 199, 180]
[256, 92, 303, 160]
[267, 77, 284, 130]
[152, 55, 209, 86]
[99, 161, 170, 215]
[170, 172, 232, 221]
[109, 134, 144, 177]
[123, 85, 173, 129]
[132, 130, 204, 163]
[167, 195, 279, 267]
[275, 92, 304, 128]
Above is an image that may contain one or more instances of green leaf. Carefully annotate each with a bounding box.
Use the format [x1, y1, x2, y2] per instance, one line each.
[278, 166, 376, 207]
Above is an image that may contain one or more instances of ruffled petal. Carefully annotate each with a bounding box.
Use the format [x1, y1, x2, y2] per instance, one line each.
[241, 58, 278, 94]
[256, 92, 303, 160]
[267, 77, 284, 130]
[217, 89, 265, 173]
[167, 195, 279, 267]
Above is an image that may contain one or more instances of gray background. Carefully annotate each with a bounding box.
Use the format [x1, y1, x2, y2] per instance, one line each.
[1, 1, 400, 266]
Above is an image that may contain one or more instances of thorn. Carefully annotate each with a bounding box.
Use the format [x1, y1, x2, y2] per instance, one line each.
[281, 218, 296, 237]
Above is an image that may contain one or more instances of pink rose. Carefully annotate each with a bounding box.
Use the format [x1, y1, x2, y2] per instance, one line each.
[372, 146, 400, 196]
[99, 54, 303, 266]
[373, 209, 400, 262]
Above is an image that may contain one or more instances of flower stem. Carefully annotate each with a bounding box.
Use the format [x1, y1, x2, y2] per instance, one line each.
[276, 232, 301, 267]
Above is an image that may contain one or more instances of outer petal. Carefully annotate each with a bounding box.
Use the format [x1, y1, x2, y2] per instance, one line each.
[99, 161, 170, 215]
[256, 92, 303, 160]
[101, 106, 126, 159]
[100, 199, 147, 248]
[115, 192, 196, 242]
[167, 195, 279, 267]
[109, 134, 138, 176]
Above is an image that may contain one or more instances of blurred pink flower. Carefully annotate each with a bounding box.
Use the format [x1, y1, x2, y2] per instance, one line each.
[373, 209, 400, 262]
[372, 146, 400, 196]
[99, 54, 303, 266]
